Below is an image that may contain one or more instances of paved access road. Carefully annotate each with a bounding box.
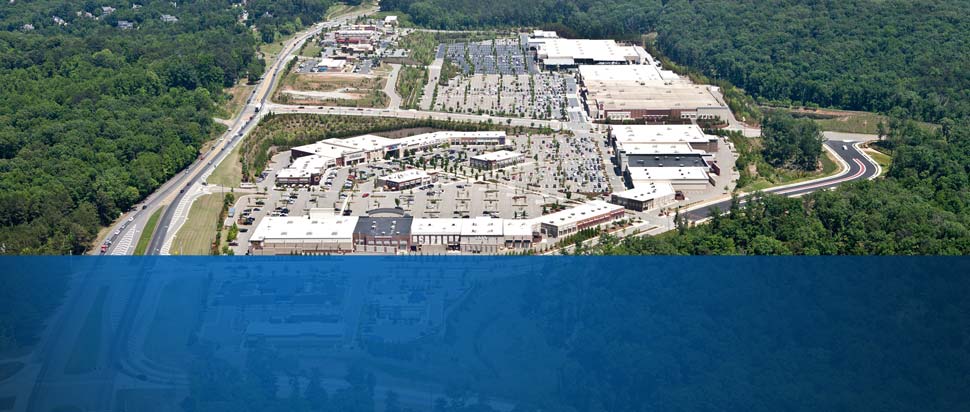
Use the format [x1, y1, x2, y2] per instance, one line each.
[92, 6, 377, 257]
[683, 140, 880, 221]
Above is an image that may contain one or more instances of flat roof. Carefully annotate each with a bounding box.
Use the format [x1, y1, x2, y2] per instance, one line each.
[291, 141, 355, 160]
[355, 217, 413, 237]
[621, 143, 698, 155]
[535, 39, 646, 64]
[503, 219, 535, 237]
[626, 153, 708, 168]
[278, 155, 332, 179]
[585, 79, 725, 112]
[531, 30, 559, 38]
[612, 124, 714, 145]
[250, 216, 359, 242]
[579, 64, 679, 82]
[411, 218, 464, 236]
[381, 169, 432, 183]
[461, 217, 504, 236]
[330, 134, 393, 152]
[626, 166, 711, 182]
[292, 131, 507, 159]
[471, 150, 522, 162]
[539, 200, 624, 227]
[613, 182, 675, 202]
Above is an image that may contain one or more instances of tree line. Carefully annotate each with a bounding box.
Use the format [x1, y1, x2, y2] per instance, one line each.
[0, 0, 334, 254]
[381, 0, 970, 123]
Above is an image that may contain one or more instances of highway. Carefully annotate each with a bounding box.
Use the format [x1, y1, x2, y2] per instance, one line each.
[94, 7, 376, 256]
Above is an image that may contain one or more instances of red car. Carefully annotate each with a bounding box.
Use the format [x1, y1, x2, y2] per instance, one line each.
[362, 193, 370, 198]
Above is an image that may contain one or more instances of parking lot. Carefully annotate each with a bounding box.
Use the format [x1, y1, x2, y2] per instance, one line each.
[436, 38, 538, 75]
[433, 72, 568, 119]
[503, 133, 612, 198]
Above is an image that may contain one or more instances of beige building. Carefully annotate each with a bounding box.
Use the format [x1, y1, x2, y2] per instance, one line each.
[248, 216, 358, 255]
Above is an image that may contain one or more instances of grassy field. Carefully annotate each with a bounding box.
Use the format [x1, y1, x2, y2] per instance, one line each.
[209, 144, 243, 188]
[215, 81, 255, 120]
[300, 41, 323, 58]
[170, 194, 224, 255]
[772, 107, 938, 134]
[864, 148, 892, 176]
[133, 207, 163, 256]
[258, 37, 287, 62]
[64, 287, 108, 375]
[142, 277, 207, 369]
[326, 0, 376, 20]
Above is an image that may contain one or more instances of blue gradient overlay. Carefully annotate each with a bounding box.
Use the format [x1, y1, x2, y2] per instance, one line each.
[1, 257, 969, 412]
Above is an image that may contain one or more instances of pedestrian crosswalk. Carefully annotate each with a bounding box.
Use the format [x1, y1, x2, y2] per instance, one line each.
[111, 224, 137, 255]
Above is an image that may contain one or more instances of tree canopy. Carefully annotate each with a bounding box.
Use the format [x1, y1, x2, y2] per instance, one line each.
[382, 0, 970, 123]
[0, 0, 333, 254]
[761, 112, 823, 171]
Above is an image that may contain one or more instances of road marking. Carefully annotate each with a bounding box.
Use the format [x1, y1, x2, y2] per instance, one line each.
[111, 224, 137, 255]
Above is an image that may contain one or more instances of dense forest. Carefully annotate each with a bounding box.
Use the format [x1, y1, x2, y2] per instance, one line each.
[381, 0, 970, 123]
[0, 0, 332, 254]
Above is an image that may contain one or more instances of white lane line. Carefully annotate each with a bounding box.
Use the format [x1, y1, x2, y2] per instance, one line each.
[111, 224, 137, 255]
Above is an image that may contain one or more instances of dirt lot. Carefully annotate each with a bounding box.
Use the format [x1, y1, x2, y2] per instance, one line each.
[278, 72, 389, 108]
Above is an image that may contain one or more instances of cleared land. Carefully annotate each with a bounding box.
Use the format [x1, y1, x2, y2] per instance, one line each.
[278, 72, 389, 108]
[170, 194, 224, 255]
[216, 81, 255, 120]
[64, 287, 108, 375]
[209, 144, 243, 188]
[775, 107, 937, 134]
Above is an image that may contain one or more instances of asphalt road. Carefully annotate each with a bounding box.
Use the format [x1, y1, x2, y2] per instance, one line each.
[91, 8, 376, 257]
[683, 140, 879, 221]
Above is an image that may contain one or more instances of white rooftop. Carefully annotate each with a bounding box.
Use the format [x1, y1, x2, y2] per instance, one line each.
[278, 155, 332, 179]
[330, 134, 393, 152]
[613, 182, 676, 201]
[461, 217, 504, 236]
[382, 169, 431, 183]
[317, 58, 345, 68]
[249, 216, 359, 242]
[535, 39, 646, 65]
[626, 166, 711, 182]
[291, 141, 355, 160]
[612, 124, 714, 145]
[411, 218, 464, 236]
[531, 30, 559, 38]
[471, 150, 522, 162]
[503, 219, 535, 237]
[540, 200, 624, 227]
[579, 64, 679, 82]
[621, 143, 700, 155]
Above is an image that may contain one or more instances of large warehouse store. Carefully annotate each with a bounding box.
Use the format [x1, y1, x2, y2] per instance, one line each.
[579, 65, 732, 121]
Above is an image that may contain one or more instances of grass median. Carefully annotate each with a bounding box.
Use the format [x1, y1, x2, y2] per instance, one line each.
[133, 207, 163, 256]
